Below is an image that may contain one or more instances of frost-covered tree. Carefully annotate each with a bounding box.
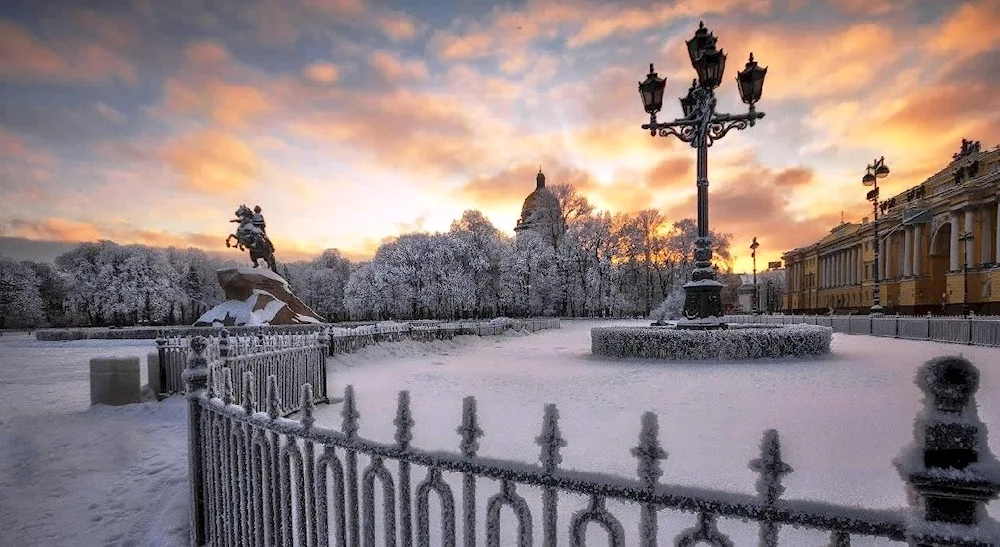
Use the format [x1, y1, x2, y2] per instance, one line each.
[0, 257, 46, 328]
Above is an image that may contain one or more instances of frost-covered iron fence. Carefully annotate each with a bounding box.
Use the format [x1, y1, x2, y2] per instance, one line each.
[183, 338, 1000, 546]
[157, 330, 330, 396]
[38, 322, 329, 341]
[158, 319, 560, 395]
[727, 315, 1000, 347]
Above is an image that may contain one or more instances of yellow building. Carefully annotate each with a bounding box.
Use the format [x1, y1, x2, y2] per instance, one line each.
[783, 139, 1000, 315]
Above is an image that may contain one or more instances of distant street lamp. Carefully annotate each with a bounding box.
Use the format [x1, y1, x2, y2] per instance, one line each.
[863, 156, 890, 315]
[750, 237, 759, 314]
[960, 231, 974, 317]
[638, 21, 767, 329]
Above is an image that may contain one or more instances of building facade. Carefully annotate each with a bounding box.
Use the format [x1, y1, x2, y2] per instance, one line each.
[782, 139, 1000, 315]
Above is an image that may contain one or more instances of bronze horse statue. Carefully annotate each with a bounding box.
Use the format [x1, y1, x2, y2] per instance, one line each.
[226, 204, 277, 271]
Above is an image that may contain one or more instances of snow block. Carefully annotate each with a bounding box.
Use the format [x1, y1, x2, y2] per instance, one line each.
[146, 352, 161, 395]
[89, 357, 141, 406]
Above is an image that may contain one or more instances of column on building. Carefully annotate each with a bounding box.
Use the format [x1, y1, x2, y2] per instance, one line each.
[838, 251, 845, 286]
[848, 248, 855, 285]
[981, 206, 992, 265]
[913, 223, 923, 277]
[821, 256, 826, 288]
[903, 226, 913, 277]
[884, 232, 893, 279]
[950, 211, 960, 271]
[995, 202, 1000, 265]
[856, 245, 862, 283]
[965, 209, 975, 268]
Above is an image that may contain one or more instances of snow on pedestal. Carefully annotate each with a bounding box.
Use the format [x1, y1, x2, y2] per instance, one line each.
[194, 267, 324, 327]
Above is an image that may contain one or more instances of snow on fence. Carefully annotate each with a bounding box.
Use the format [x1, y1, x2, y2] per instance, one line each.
[182, 339, 999, 547]
[158, 320, 561, 395]
[728, 315, 1000, 347]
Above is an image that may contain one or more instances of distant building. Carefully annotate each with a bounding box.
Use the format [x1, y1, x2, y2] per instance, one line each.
[514, 168, 565, 248]
[782, 139, 1000, 315]
[737, 270, 785, 313]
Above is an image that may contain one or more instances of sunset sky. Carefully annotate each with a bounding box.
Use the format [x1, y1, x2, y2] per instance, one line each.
[1, 0, 999, 273]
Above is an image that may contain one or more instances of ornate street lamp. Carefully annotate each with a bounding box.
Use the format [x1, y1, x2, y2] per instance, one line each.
[750, 237, 759, 314]
[863, 156, 889, 315]
[638, 21, 767, 329]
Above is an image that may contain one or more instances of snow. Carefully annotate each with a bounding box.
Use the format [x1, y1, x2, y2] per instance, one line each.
[2, 323, 1000, 546]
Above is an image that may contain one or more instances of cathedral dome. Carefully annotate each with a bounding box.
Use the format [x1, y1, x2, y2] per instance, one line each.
[514, 167, 565, 245]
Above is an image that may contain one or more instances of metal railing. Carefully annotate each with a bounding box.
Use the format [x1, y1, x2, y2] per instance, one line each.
[182, 338, 1000, 546]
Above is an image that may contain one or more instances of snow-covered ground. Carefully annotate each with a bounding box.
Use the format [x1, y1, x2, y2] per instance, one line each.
[1, 322, 999, 546]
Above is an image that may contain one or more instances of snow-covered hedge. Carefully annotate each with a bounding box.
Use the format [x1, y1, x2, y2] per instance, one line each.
[591, 324, 832, 360]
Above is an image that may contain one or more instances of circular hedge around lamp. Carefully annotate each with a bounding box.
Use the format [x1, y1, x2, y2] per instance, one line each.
[591, 324, 832, 360]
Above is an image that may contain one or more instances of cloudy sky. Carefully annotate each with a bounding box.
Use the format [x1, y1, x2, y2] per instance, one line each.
[1, 0, 998, 272]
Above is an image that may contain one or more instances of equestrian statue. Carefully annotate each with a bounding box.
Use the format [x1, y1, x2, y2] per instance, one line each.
[226, 204, 278, 271]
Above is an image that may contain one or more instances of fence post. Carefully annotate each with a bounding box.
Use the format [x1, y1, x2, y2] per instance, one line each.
[183, 336, 210, 546]
[155, 331, 168, 400]
[896, 356, 1000, 545]
[321, 328, 330, 401]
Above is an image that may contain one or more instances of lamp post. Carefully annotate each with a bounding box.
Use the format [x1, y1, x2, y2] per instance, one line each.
[750, 237, 759, 314]
[638, 21, 767, 329]
[959, 231, 974, 317]
[863, 156, 890, 315]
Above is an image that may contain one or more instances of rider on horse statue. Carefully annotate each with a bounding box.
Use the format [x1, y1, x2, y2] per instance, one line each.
[226, 204, 278, 271]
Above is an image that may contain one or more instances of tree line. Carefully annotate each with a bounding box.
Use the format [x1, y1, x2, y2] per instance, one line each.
[0, 184, 747, 328]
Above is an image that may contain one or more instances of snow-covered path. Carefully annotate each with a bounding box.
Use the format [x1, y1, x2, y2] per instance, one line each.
[1, 322, 999, 546]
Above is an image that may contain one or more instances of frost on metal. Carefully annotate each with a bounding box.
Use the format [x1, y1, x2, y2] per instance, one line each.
[893, 355, 1000, 543]
[591, 323, 832, 360]
[394, 390, 415, 450]
[299, 383, 315, 430]
[341, 384, 360, 438]
[631, 411, 667, 490]
[535, 403, 567, 474]
[457, 396, 483, 458]
[749, 429, 793, 547]
[183, 352, 1000, 547]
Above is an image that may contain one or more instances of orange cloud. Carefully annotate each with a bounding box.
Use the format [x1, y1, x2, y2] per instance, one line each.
[376, 12, 419, 41]
[369, 51, 429, 83]
[184, 41, 231, 65]
[303, 0, 366, 16]
[0, 19, 65, 81]
[5, 218, 104, 243]
[0, 128, 54, 165]
[715, 21, 905, 102]
[432, 31, 494, 60]
[646, 156, 694, 190]
[0, 19, 135, 85]
[929, 1, 1000, 59]
[164, 79, 270, 128]
[160, 130, 263, 195]
[302, 62, 339, 84]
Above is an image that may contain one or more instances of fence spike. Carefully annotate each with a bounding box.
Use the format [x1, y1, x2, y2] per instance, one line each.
[394, 391, 414, 450]
[342, 385, 360, 438]
[221, 367, 233, 406]
[535, 403, 567, 473]
[631, 411, 668, 490]
[300, 383, 315, 429]
[456, 396, 483, 458]
[219, 328, 230, 359]
[266, 375, 280, 419]
[749, 429, 793, 505]
[242, 371, 255, 414]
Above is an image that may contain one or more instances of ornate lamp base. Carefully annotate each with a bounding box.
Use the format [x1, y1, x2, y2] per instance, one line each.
[870, 304, 884, 317]
[677, 279, 727, 330]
